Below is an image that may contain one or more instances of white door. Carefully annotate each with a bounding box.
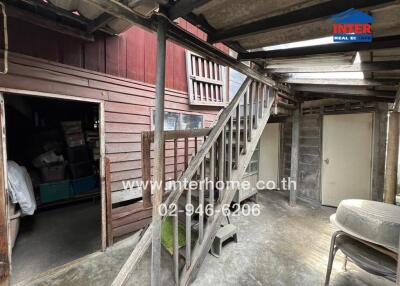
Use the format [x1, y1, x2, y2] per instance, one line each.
[259, 123, 280, 188]
[321, 113, 373, 207]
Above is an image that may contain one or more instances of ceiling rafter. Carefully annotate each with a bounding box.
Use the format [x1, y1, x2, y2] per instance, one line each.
[167, 0, 211, 20]
[239, 36, 400, 61]
[265, 61, 400, 73]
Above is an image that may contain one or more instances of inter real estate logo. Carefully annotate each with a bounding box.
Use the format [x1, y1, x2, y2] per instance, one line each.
[331, 8, 374, 43]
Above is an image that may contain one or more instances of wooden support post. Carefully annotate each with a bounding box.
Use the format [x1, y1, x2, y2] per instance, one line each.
[142, 132, 152, 208]
[174, 139, 178, 180]
[184, 137, 189, 169]
[151, 18, 167, 286]
[0, 97, 10, 285]
[243, 88, 248, 153]
[384, 111, 399, 204]
[397, 238, 400, 286]
[396, 236, 400, 286]
[105, 157, 113, 247]
[173, 213, 179, 285]
[289, 105, 300, 207]
[209, 145, 215, 218]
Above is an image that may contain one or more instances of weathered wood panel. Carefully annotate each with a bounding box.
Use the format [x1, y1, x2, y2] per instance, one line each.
[4, 17, 228, 93]
[0, 53, 220, 201]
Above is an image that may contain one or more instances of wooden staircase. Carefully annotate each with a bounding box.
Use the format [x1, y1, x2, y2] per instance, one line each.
[112, 77, 293, 286]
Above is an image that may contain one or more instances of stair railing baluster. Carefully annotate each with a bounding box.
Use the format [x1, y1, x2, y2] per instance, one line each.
[235, 105, 240, 169]
[259, 84, 264, 118]
[184, 137, 189, 169]
[173, 212, 179, 285]
[185, 181, 192, 269]
[254, 82, 259, 128]
[199, 160, 205, 243]
[218, 131, 225, 203]
[174, 139, 178, 181]
[209, 144, 215, 221]
[243, 88, 248, 153]
[227, 117, 233, 180]
[249, 81, 254, 138]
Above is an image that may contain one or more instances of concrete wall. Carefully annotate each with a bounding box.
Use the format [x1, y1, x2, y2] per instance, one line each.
[281, 115, 321, 202]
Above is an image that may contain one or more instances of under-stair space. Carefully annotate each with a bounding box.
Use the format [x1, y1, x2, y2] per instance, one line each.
[112, 77, 295, 286]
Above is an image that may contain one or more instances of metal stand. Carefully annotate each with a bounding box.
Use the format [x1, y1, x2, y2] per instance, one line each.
[325, 231, 397, 285]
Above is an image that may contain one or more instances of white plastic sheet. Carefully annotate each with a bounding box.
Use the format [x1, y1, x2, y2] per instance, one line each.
[7, 161, 36, 215]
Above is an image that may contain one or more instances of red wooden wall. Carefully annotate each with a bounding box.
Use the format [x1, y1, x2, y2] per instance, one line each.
[0, 16, 229, 240]
[6, 17, 228, 93]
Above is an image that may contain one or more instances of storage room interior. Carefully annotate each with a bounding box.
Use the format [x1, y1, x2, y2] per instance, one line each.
[3, 94, 102, 283]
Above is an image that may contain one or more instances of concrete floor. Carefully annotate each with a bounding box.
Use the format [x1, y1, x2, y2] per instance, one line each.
[12, 201, 101, 284]
[13, 191, 394, 286]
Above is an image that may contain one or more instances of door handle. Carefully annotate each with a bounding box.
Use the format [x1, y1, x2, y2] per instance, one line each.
[324, 158, 329, 164]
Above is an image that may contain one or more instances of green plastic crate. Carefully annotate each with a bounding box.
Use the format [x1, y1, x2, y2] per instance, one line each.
[39, 180, 71, 203]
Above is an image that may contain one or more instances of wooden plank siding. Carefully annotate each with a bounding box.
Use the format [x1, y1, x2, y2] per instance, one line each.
[4, 17, 229, 93]
[0, 17, 229, 241]
[0, 52, 220, 200]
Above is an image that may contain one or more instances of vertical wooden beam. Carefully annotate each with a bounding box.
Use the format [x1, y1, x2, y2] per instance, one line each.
[105, 157, 113, 247]
[254, 82, 259, 128]
[290, 105, 300, 207]
[151, 19, 167, 286]
[0, 96, 10, 286]
[142, 132, 152, 208]
[243, 88, 248, 153]
[384, 111, 399, 204]
[185, 185, 192, 269]
[249, 81, 254, 139]
[218, 132, 225, 201]
[372, 103, 388, 202]
[184, 137, 189, 168]
[227, 118, 233, 180]
[199, 161, 205, 243]
[174, 139, 178, 181]
[235, 105, 240, 169]
[209, 144, 215, 219]
[397, 238, 400, 286]
[173, 213, 179, 285]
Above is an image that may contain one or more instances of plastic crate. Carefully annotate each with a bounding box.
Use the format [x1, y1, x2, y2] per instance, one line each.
[40, 163, 66, 182]
[69, 161, 93, 178]
[40, 180, 71, 203]
[71, 176, 98, 196]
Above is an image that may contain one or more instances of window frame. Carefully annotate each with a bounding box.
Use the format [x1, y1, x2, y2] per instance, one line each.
[150, 109, 205, 131]
[185, 50, 228, 107]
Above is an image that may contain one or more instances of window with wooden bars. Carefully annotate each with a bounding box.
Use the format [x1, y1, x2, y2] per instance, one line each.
[186, 50, 228, 106]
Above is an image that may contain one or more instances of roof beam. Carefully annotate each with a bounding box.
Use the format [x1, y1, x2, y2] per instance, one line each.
[239, 36, 400, 61]
[294, 84, 396, 97]
[6, 4, 94, 41]
[266, 61, 400, 73]
[82, 0, 296, 102]
[168, 0, 211, 20]
[17, 0, 89, 25]
[283, 78, 397, 86]
[209, 0, 395, 43]
[302, 92, 394, 102]
[87, 12, 114, 33]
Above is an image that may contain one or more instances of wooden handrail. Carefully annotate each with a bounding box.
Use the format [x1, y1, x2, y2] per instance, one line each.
[163, 77, 253, 210]
[143, 128, 211, 142]
[114, 76, 289, 286]
[141, 128, 212, 207]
